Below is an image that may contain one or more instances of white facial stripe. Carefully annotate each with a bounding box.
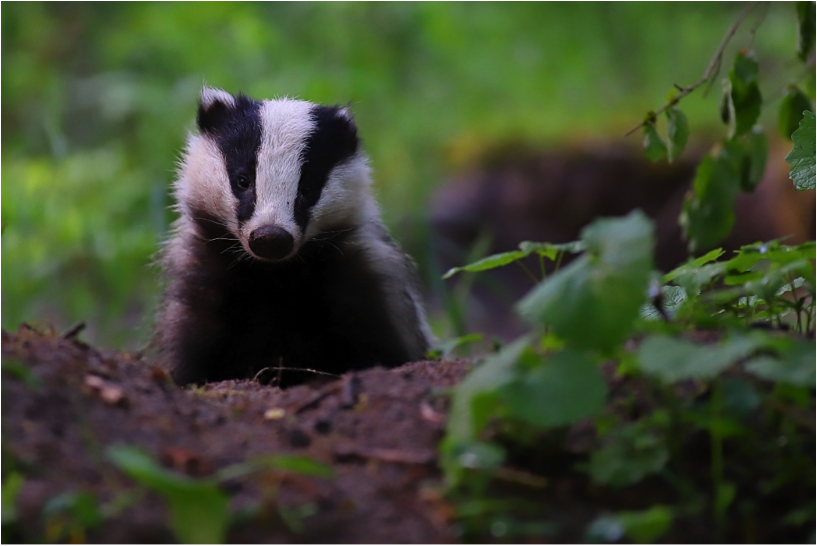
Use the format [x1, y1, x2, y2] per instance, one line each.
[250, 99, 317, 241]
[175, 134, 237, 234]
[304, 157, 374, 240]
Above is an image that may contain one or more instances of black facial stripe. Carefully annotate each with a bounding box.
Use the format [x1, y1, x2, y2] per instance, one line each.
[197, 93, 263, 226]
[294, 105, 360, 231]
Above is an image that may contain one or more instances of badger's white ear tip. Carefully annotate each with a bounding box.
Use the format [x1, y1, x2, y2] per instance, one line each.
[200, 86, 235, 108]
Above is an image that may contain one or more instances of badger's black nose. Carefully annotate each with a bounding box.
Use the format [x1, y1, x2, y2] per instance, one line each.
[248, 226, 294, 260]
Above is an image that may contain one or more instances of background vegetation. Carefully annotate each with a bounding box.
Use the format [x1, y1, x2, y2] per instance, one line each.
[0, 2, 805, 348]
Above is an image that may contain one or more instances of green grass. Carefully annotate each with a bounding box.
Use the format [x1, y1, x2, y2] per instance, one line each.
[0, 2, 802, 348]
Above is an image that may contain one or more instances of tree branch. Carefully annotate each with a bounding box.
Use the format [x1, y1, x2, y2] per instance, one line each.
[625, 2, 762, 137]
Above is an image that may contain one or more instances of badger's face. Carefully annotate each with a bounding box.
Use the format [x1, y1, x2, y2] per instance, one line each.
[177, 87, 370, 262]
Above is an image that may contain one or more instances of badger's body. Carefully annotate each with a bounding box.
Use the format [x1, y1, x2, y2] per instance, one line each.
[153, 87, 433, 385]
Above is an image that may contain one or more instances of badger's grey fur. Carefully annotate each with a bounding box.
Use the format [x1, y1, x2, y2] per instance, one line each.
[153, 87, 434, 385]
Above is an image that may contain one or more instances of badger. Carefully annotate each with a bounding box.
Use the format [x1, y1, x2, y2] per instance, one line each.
[152, 87, 434, 386]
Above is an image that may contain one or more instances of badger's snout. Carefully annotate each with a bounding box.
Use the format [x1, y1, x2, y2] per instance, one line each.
[248, 225, 294, 260]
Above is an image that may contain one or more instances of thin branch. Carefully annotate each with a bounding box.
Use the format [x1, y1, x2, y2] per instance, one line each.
[625, 2, 761, 137]
[514, 259, 540, 285]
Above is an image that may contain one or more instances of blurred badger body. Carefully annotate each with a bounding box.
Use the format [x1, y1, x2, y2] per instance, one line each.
[154, 87, 433, 385]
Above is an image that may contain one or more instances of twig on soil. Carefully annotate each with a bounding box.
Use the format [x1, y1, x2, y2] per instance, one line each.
[334, 444, 436, 465]
[624, 2, 761, 137]
[493, 467, 549, 489]
[61, 322, 87, 340]
[252, 365, 340, 384]
[340, 373, 363, 409]
[419, 401, 447, 425]
[293, 383, 341, 415]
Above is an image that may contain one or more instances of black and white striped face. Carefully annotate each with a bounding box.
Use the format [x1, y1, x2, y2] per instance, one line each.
[176, 87, 371, 261]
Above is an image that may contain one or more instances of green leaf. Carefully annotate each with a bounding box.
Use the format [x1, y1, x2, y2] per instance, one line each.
[715, 482, 737, 515]
[429, 333, 485, 358]
[680, 153, 740, 254]
[719, 87, 731, 125]
[500, 350, 607, 428]
[442, 250, 527, 279]
[212, 454, 335, 483]
[722, 129, 768, 192]
[796, 1, 816, 62]
[448, 440, 506, 471]
[637, 334, 764, 383]
[1, 358, 41, 389]
[587, 507, 673, 544]
[727, 51, 762, 137]
[251, 454, 333, 477]
[778, 86, 813, 140]
[518, 211, 654, 352]
[446, 336, 531, 443]
[518, 240, 585, 260]
[44, 491, 102, 529]
[666, 107, 689, 163]
[745, 339, 816, 386]
[587, 422, 669, 487]
[444, 240, 587, 279]
[618, 506, 674, 543]
[1, 473, 24, 525]
[642, 122, 667, 162]
[640, 285, 687, 320]
[785, 110, 816, 190]
[663, 248, 725, 283]
[107, 445, 229, 544]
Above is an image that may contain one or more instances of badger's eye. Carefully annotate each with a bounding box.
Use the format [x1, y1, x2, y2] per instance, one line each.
[236, 175, 251, 190]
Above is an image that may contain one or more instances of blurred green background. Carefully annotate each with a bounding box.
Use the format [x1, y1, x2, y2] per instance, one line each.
[1, 2, 803, 349]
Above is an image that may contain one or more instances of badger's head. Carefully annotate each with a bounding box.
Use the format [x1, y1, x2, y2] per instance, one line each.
[175, 86, 373, 262]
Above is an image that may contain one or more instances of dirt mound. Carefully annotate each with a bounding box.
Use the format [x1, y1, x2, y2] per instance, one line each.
[2, 325, 469, 543]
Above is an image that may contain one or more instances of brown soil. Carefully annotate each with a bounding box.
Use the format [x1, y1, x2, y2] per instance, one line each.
[2, 324, 813, 543]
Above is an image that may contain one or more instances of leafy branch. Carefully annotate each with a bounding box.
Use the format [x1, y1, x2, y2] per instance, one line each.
[624, 2, 761, 137]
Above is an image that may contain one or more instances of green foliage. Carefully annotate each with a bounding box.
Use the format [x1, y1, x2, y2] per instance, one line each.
[443, 225, 815, 540]
[642, 17, 814, 256]
[1, 358, 41, 390]
[680, 47, 783, 253]
[442, 240, 584, 279]
[666, 107, 689, 163]
[586, 418, 670, 487]
[778, 86, 813, 139]
[796, 1, 816, 62]
[108, 445, 230, 544]
[637, 333, 764, 383]
[107, 445, 333, 543]
[428, 333, 485, 359]
[786, 110, 816, 190]
[443, 250, 529, 279]
[725, 51, 762, 138]
[679, 153, 740, 254]
[1, 473, 24, 526]
[745, 338, 816, 386]
[501, 349, 607, 428]
[446, 336, 531, 446]
[587, 506, 673, 543]
[642, 120, 667, 162]
[437, 5, 815, 542]
[1, 473, 24, 543]
[518, 211, 654, 352]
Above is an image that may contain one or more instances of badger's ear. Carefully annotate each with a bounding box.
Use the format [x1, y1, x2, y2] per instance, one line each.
[337, 104, 355, 122]
[197, 86, 236, 134]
